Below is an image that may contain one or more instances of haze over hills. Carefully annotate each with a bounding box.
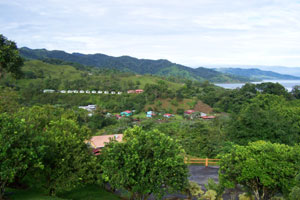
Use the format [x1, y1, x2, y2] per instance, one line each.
[19, 47, 252, 83]
[215, 68, 300, 80]
[205, 64, 300, 77]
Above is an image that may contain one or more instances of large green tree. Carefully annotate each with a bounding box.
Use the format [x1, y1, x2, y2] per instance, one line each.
[219, 141, 300, 200]
[0, 34, 23, 78]
[35, 118, 99, 195]
[12, 106, 100, 196]
[0, 113, 41, 200]
[101, 126, 188, 200]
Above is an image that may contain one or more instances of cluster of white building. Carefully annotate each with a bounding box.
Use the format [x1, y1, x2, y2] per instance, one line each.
[43, 89, 145, 95]
[43, 89, 122, 95]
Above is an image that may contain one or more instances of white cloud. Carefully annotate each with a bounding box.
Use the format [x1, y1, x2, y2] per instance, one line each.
[1, 0, 300, 67]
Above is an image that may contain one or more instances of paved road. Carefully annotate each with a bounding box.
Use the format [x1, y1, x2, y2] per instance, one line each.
[188, 165, 219, 186]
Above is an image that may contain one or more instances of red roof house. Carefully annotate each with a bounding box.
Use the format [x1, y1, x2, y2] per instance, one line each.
[87, 134, 123, 155]
[163, 113, 173, 118]
[184, 110, 196, 115]
[201, 116, 216, 119]
[127, 90, 135, 94]
[135, 89, 144, 94]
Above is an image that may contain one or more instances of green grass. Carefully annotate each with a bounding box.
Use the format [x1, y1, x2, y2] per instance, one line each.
[58, 185, 120, 200]
[5, 188, 64, 200]
[6, 185, 120, 200]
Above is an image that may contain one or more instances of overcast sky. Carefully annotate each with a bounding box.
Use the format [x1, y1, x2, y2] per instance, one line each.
[1, 0, 300, 67]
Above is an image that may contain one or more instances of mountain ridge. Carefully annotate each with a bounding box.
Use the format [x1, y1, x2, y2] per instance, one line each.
[215, 67, 300, 80]
[19, 47, 252, 83]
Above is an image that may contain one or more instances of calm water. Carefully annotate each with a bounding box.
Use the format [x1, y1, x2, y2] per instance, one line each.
[215, 80, 300, 92]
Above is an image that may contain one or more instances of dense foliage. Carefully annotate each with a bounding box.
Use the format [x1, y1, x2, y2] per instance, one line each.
[0, 34, 24, 78]
[101, 126, 188, 199]
[219, 141, 300, 200]
[227, 94, 300, 145]
[0, 113, 40, 200]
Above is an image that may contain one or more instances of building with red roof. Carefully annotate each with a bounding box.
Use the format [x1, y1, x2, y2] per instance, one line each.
[87, 134, 123, 155]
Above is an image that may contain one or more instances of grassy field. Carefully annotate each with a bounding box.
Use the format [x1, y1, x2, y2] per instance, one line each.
[5, 185, 120, 200]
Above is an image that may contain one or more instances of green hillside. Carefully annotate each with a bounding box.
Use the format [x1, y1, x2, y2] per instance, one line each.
[4, 59, 214, 114]
[20, 60, 183, 91]
[19, 47, 252, 83]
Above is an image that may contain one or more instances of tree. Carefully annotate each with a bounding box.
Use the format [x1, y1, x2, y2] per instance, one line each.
[30, 118, 99, 196]
[291, 85, 300, 99]
[14, 106, 101, 196]
[255, 82, 290, 98]
[0, 34, 23, 78]
[219, 141, 300, 200]
[101, 126, 188, 199]
[0, 113, 41, 200]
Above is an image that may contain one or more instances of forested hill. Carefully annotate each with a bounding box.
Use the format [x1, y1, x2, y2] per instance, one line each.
[19, 47, 252, 83]
[215, 67, 300, 80]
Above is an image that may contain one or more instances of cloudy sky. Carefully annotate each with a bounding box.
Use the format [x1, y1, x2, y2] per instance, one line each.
[1, 0, 300, 67]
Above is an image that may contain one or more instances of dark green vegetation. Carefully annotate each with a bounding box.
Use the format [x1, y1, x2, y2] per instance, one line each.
[101, 126, 188, 199]
[2, 34, 300, 200]
[215, 67, 300, 80]
[20, 47, 253, 83]
[220, 141, 300, 200]
[5, 185, 120, 200]
[0, 34, 23, 78]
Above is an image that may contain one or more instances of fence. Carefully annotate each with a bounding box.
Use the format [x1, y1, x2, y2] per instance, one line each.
[185, 157, 220, 167]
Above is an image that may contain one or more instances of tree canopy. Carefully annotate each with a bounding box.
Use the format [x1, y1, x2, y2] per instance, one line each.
[0, 113, 41, 200]
[219, 141, 300, 199]
[101, 126, 188, 199]
[0, 34, 23, 78]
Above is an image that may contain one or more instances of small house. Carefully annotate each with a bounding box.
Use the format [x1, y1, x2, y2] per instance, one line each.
[43, 89, 55, 93]
[80, 90, 85, 94]
[91, 90, 97, 94]
[67, 90, 73, 94]
[115, 114, 122, 119]
[111, 91, 116, 94]
[117, 91, 122, 95]
[146, 111, 155, 118]
[60, 90, 66, 93]
[87, 134, 123, 155]
[127, 90, 135, 94]
[201, 116, 216, 120]
[104, 91, 109, 94]
[86, 90, 90, 94]
[135, 89, 144, 94]
[163, 113, 173, 118]
[78, 104, 96, 112]
[120, 110, 132, 117]
[73, 90, 79, 93]
[184, 110, 196, 115]
[98, 91, 103, 94]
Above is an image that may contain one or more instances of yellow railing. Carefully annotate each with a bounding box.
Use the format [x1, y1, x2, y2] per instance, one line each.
[185, 157, 220, 167]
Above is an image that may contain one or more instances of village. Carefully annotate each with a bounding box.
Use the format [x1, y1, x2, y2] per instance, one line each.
[80, 104, 217, 156]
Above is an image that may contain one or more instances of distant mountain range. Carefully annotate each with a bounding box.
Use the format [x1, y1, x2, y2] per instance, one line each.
[205, 64, 300, 77]
[19, 47, 252, 83]
[214, 68, 300, 80]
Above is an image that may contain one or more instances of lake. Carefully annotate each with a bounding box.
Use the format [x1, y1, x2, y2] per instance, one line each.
[215, 80, 300, 92]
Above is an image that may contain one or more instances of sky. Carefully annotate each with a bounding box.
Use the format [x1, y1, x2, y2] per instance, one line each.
[1, 0, 300, 67]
